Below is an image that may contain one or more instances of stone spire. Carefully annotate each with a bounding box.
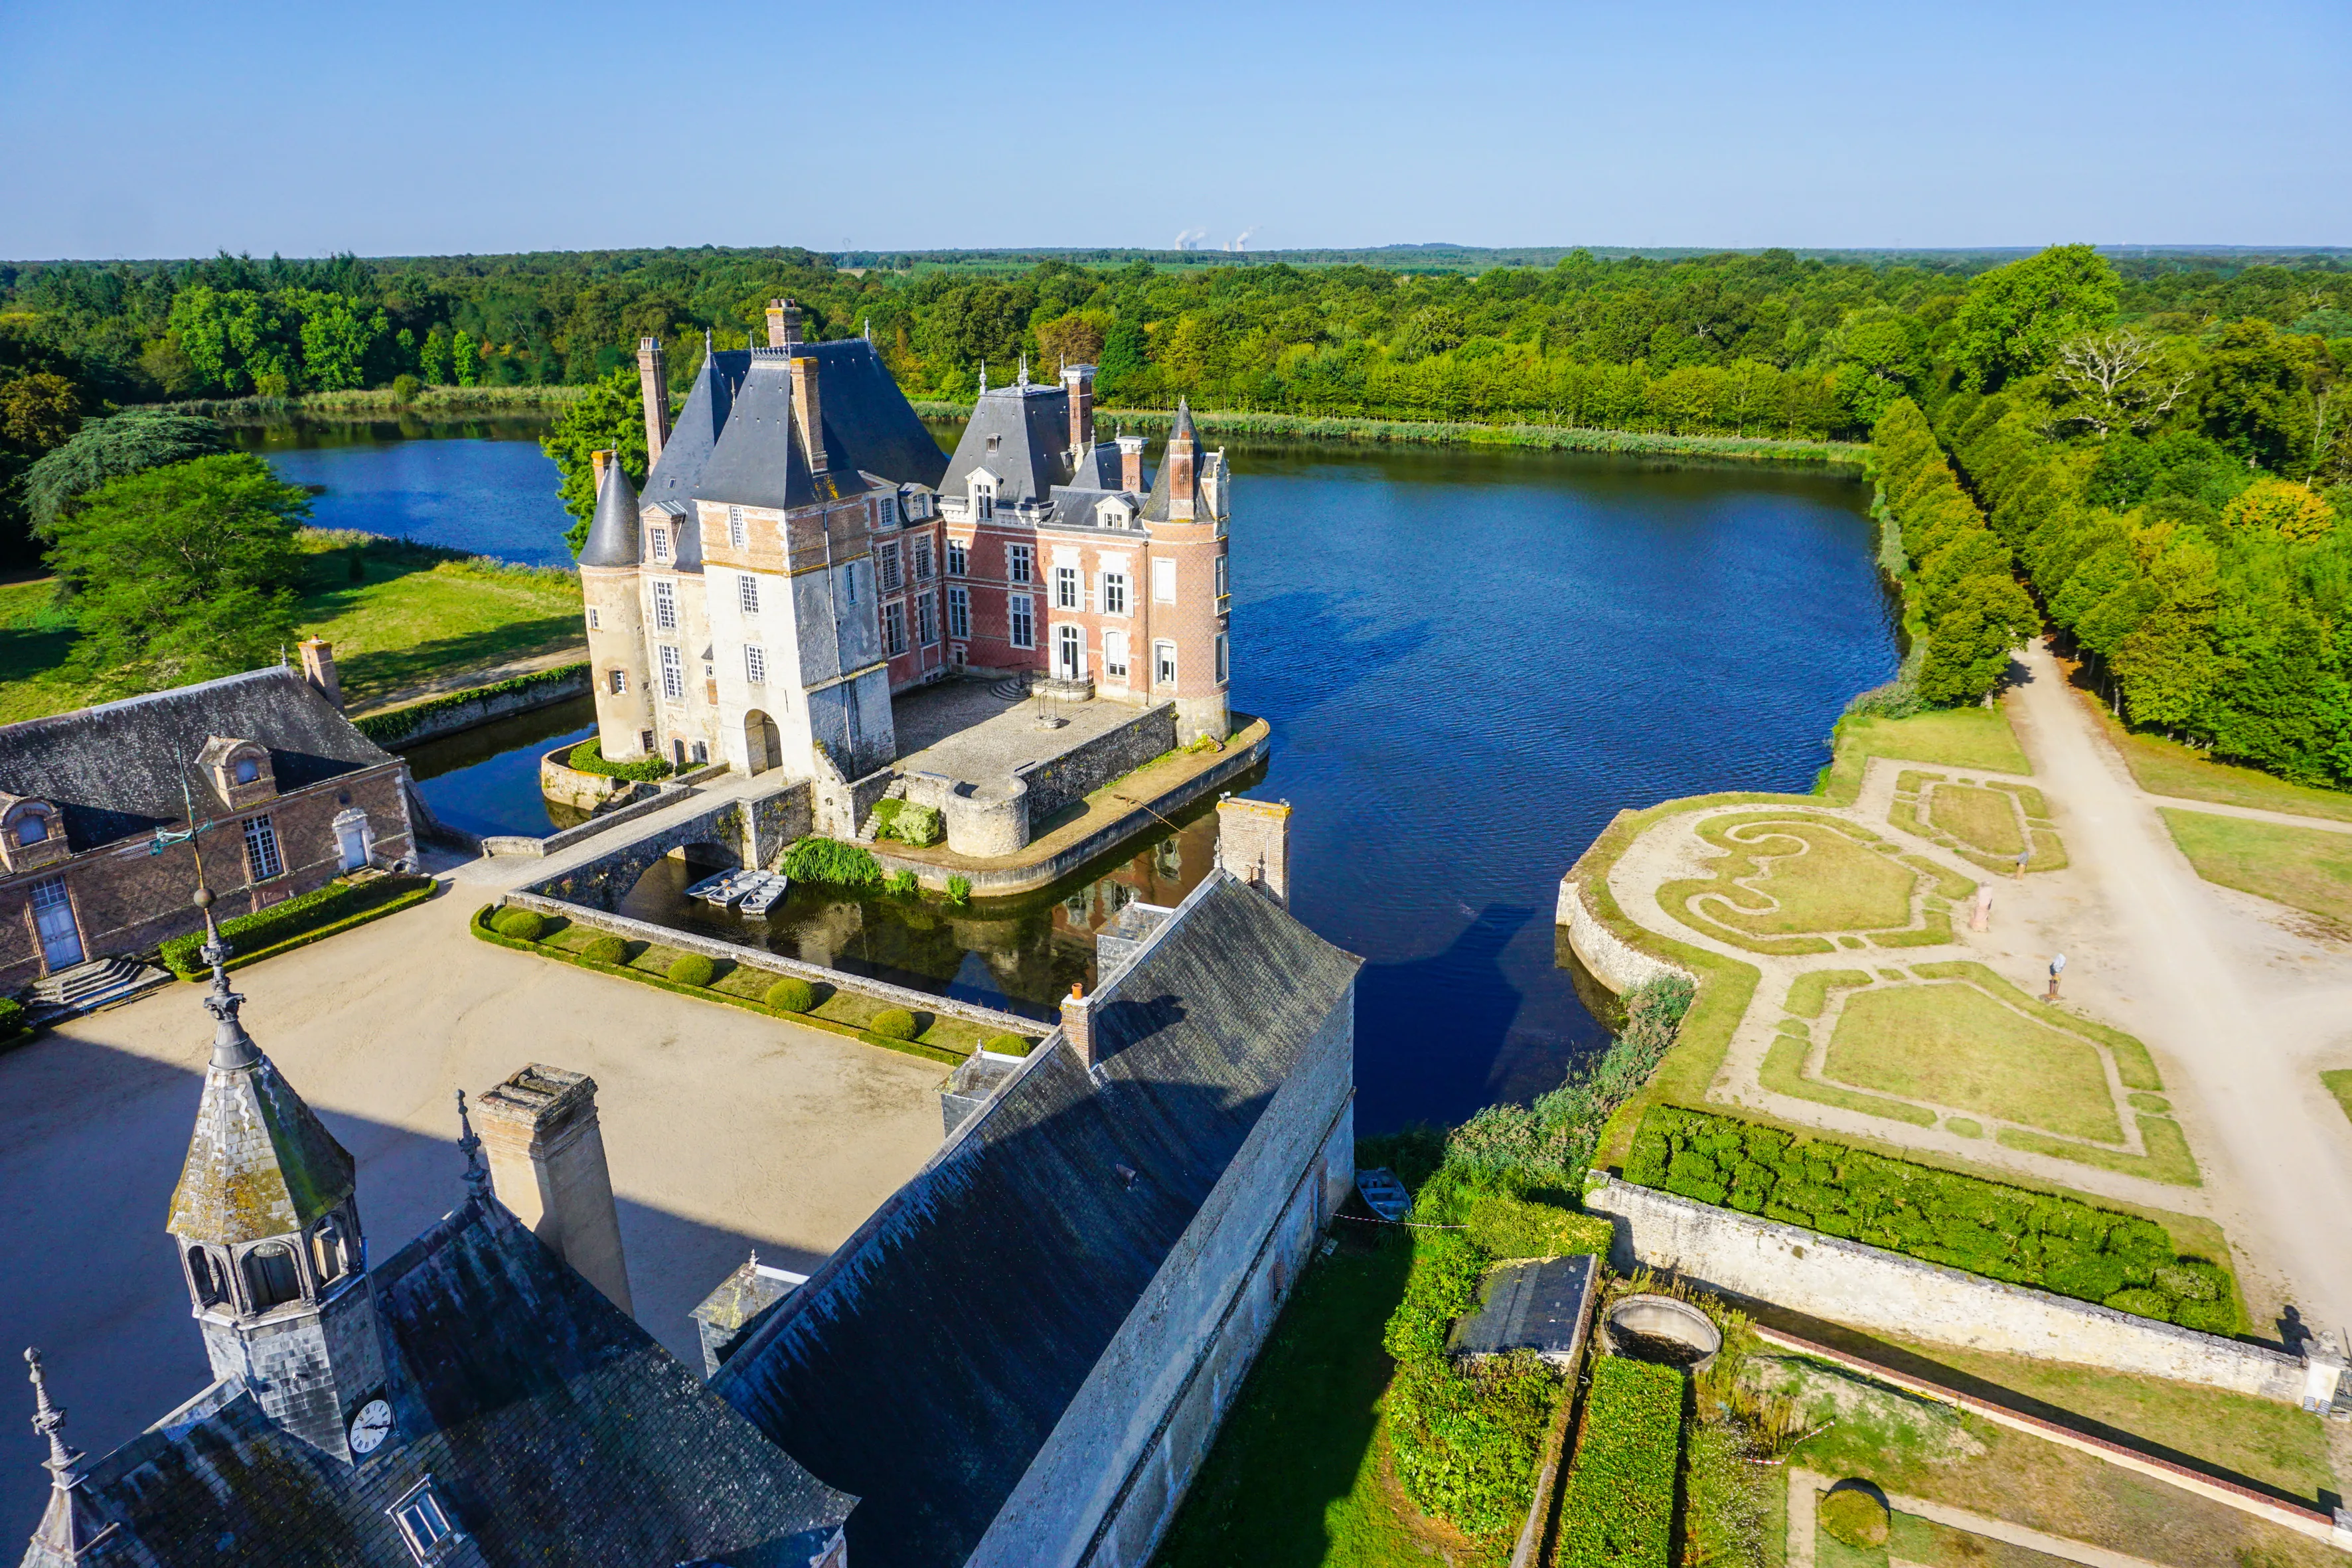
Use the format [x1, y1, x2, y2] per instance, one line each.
[21, 1349, 107, 1565]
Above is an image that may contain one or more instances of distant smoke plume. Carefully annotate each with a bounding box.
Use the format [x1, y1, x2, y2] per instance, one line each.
[1227, 228, 1257, 252]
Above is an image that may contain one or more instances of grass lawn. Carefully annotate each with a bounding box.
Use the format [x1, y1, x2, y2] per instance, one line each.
[1825, 982, 2121, 1142]
[0, 536, 583, 725]
[1824, 708, 2032, 802]
[2081, 688, 2352, 824]
[1152, 1233, 1456, 1568]
[2158, 808, 2352, 930]
[2325, 1070, 2352, 1128]
[1928, 783, 2025, 856]
[1664, 816, 1919, 949]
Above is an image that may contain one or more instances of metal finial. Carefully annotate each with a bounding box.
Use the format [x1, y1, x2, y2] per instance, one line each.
[978, 361, 987, 395]
[455, 1089, 491, 1200]
[1018, 354, 1029, 387]
[25, 1350, 82, 1490]
[195, 888, 258, 1070]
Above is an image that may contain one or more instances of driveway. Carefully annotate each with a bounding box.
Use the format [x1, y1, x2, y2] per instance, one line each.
[0, 882, 948, 1529]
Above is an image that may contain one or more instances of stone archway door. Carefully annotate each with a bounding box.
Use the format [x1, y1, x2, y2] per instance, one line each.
[333, 809, 372, 872]
[744, 710, 782, 775]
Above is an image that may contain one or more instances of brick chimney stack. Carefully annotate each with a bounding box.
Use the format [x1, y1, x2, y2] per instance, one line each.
[297, 637, 343, 710]
[767, 298, 803, 349]
[1215, 795, 1292, 908]
[789, 354, 826, 475]
[636, 338, 670, 467]
[1063, 362, 1096, 455]
[1117, 432, 1146, 493]
[476, 1064, 635, 1315]
[1061, 982, 1096, 1069]
[589, 448, 612, 491]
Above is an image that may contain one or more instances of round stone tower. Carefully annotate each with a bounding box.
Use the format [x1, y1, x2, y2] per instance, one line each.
[578, 452, 657, 761]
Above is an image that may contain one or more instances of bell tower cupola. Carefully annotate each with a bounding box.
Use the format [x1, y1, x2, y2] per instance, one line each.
[165, 890, 383, 1462]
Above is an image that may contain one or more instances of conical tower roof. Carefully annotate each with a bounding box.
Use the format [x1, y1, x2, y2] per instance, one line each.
[166, 914, 354, 1245]
[578, 456, 641, 568]
[1168, 396, 1198, 447]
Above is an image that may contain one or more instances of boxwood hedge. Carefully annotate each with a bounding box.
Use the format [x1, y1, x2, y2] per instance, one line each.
[1626, 1105, 2236, 1331]
[160, 876, 433, 977]
[1553, 1357, 1683, 1568]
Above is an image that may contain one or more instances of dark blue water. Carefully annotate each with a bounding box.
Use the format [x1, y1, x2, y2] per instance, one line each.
[239, 421, 574, 567]
[258, 428, 1891, 1132]
[400, 694, 596, 839]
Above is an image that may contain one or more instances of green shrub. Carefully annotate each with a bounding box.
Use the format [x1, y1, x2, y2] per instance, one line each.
[581, 934, 628, 965]
[666, 953, 716, 987]
[1381, 1230, 1488, 1364]
[946, 874, 973, 906]
[390, 373, 422, 403]
[565, 738, 674, 783]
[982, 1032, 1032, 1056]
[1553, 1358, 1683, 1568]
[1819, 1486, 1889, 1547]
[888, 803, 942, 846]
[766, 977, 817, 1013]
[0, 996, 26, 1041]
[884, 869, 919, 898]
[492, 908, 545, 941]
[1385, 1352, 1561, 1543]
[868, 1007, 919, 1041]
[783, 836, 882, 887]
[354, 664, 586, 745]
[159, 876, 430, 976]
[1626, 1105, 2235, 1328]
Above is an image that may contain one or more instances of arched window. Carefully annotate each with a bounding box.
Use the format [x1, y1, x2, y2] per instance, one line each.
[311, 1216, 348, 1285]
[233, 755, 261, 785]
[244, 1243, 302, 1310]
[188, 1246, 228, 1308]
[13, 814, 46, 846]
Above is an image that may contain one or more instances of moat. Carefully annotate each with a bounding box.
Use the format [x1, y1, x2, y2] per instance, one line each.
[259, 422, 1897, 1131]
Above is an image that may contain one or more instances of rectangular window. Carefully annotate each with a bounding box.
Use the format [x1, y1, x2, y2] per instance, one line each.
[391, 1488, 455, 1559]
[1104, 629, 1129, 678]
[913, 538, 933, 580]
[1152, 558, 1177, 603]
[1101, 572, 1127, 615]
[1215, 632, 1229, 682]
[877, 495, 898, 528]
[587, 607, 599, 630]
[844, 561, 858, 604]
[653, 579, 677, 631]
[651, 527, 670, 562]
[607, 668, 627, 695]
[738, 573, 759, 615]
[947, 541, 967, 577]
[1054, 565, 1079, 610]
[1154, 639, 1177, 686]
[1008, 544, 1033, 584]
[877, 542, 902, 593]
[947, 584, 969, 640]
[640, 728, 656, 756]
[917, 590, 938, 645]
[975, 484, 994, 521]
[728, 505, 745, 548]
[882, 601, 907, 656]
[1215, 553, 1229, 597]
[659, 644, 684, 700]
[745, 645, 767, 685]
[243, 815, 283, 882]
[1009, 593, 1035, 649]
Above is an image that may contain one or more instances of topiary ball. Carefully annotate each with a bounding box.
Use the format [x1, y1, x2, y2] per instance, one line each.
[582, 934, 627, 966]
[869, 1007, 919, 1041]
[493, 908, 545, 941]
[1819, 1486, 1888, 1548]
[982, 1033, 1032, 1057]
[666, 954, 716, 987]
[767, 977, 817, 1013]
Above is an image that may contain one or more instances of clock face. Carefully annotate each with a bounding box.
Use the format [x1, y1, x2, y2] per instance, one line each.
[348, 1399, 393, 1456]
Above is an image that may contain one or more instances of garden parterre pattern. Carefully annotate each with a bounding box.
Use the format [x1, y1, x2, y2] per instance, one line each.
[1892, 771, 2068, 874]
[1660, 812, 1965, 955]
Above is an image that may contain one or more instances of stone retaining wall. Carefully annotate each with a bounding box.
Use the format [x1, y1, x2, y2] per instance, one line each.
[1555, 874, 1693, 996]
[1016, 704, 1178, 822]
[521, 780, 810, 907]
[1585, 1176, 2305, 1402]
[360, 664, 589, 747]
[495, 892, 1038, 1036]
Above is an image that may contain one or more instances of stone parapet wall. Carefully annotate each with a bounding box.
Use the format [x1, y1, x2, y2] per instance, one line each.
[539, 745, 634, 815]
[355, 664, 589, 748]
[1585, 1176, 2304, 1403]
[1556, 874, 1693, 996]
[1015, 704, 1177, 823]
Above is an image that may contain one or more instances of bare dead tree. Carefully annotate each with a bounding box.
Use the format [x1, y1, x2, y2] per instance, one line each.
[2053, 329, 2195, 437]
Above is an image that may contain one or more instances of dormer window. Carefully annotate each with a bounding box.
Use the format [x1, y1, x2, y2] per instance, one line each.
[14, 814, 46, 846]
[651, 527, 671, 562]
[1098, 499, 1131, 530]
[389, 1480, 462, 1563]
[877, 495, 898, 528]
[973, 481, 994, 522]
[233, 756, 260, 785]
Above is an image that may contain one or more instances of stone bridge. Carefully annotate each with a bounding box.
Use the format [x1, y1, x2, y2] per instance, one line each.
[524, 777, 812, 912]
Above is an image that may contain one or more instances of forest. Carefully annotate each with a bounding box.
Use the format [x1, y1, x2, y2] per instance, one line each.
[3, 242, 2349, 785]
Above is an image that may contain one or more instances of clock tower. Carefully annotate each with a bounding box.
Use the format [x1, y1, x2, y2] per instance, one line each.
[165, 897, 384, 1463]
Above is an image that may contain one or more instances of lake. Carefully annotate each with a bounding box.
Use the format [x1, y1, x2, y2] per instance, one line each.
[262, 422, 1893, 1133]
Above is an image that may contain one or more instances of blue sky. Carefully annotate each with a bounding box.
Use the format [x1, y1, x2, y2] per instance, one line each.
[2, 0, 2344, 260]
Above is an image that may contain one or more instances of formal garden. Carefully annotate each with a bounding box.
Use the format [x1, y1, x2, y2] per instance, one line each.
[1658, 812, 1974, 955]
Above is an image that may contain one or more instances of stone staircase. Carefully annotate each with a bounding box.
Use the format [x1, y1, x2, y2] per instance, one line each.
[987, 673, 1030, 703]
[25, 955, 173, 1025]
[854, 778, 911, 844]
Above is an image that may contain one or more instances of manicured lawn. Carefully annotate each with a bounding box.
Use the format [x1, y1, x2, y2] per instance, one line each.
[2324, 1070, 2352, 1129]
[0, 536, 584, 724]
[1928, 783, 2024, 856]
[2084, 690, 2352, 824]
[2158, 809, 2352, 929]
[1664, 816, 1919, 950]
[1152, 1234, 1451, 1568]
[1825, 982, 2121, 1142]
[1838, 707, 2032, 781]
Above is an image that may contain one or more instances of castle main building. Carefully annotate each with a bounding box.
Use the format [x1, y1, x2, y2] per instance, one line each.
[579, 303, 1232, 787]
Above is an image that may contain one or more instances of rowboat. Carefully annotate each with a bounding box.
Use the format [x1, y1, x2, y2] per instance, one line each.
[737, 872, 791, 916]
[1356, 1167, 1413, 1223]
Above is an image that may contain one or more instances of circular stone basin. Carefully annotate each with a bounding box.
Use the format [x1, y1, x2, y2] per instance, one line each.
[1601, 1294, 1722, 1371]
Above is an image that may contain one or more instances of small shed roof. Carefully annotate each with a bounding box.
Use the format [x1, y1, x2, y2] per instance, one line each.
[1448, 1254, 1599, 1363]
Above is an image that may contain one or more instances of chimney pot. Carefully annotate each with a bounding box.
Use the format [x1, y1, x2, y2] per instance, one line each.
[1061, 985, 1096, 1068]
[1215, 796, 1293, 908]
[476, 1064, 635, 1315]
[767, 298, 803, 349]
[297, 637, 343, 710]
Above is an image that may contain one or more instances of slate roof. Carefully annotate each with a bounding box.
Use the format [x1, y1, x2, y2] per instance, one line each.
[696, 355, 830, 512]
[0, 668, 397, 855]
[939, 383, 1074, 506]
[1067, 439, 1127, 490]
[797, 339, 949, 489]
[643, 349, 751, 519]
[167, 1041, 355, 1245]
[577, 457, 641, 568]
[712, 871, 1360, 1568]
[55, 1191, 856, 1568]
[1448, 1255, 1598, 1362]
